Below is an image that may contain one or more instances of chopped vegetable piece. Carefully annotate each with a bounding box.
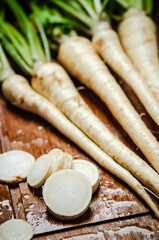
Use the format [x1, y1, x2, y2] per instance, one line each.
[72, 159, 100, 193]
[27, 154, 53, 188]
[0, 219, 33, 240]
[0, 150, 35, 184]
[48, 148, 73, 172]
[43, 169, 92, 220]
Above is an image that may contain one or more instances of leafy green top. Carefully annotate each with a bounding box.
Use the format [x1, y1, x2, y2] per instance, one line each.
[50, 0, 154, 27]
[0, 0, 50, 76]
[0, 44, 14, 82]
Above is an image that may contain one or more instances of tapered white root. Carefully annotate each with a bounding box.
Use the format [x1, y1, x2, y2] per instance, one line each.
[0, 150, 35, 184]
[32, 61, 159, 197]
[92, 23, 159, 125]
[57, 36, 159, 174]
[2, 74, 159, 218]
[118, 9, 159, 103]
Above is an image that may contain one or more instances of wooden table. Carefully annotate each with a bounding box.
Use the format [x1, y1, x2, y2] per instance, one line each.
[0, 3, 159, 240]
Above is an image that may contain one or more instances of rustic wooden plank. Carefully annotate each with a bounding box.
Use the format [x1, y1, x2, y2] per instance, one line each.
[0, 184, 14, 224]
[0, 96, 14, 223]
[9, 185, 26, 220]
[34, 214, 159, 240]
[0, 97, 11, 153]
[0, 95, 26, 223]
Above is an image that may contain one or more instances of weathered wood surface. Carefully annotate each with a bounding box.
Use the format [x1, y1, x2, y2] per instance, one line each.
[0, 1, 159, 239]
[34, 215, 159, 240]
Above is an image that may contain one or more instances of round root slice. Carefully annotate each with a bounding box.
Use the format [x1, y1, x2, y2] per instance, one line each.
[63, 152, 73, 169]
[48, 148, 65, 172]
[72, 160, 100, 194]
[27, 154, 53, 188]
[43, 169, 92, 220]
[0, 150, 35, 184]
[0, 219, 33, 240]
[48, 148, 73, 172]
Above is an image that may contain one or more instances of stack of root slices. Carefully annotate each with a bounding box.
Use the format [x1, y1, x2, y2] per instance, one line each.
[0, 148, 100, 220]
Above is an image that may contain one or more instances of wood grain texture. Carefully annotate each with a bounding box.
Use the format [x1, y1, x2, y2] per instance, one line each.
[0, 95, 14, 224]
[34, 215, 159, 240]
[0, 184, 14, 224]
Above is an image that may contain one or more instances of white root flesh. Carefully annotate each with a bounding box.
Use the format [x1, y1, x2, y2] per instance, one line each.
[27, 149, 72, 188]
[72, 159, 100, 193]
[57, 36, 159, 174]
[2, 74, 159, 218]
[0, 150, 35, 184]
[118, 9, 159, 102]
[0, 219, 33, 240]
[48, 148, 73, 172]
[63, 152, 73, 169]
[27, 154, 53, 188]
[32, 61, 159, 197]
[43, 169, 92, 220]
[92, 23, 159, 125]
